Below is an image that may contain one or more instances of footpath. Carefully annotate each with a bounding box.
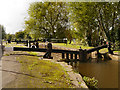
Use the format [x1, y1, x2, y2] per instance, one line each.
[0, 44, 88, 89]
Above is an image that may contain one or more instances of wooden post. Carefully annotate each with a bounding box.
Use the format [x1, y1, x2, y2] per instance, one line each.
[47, 42, 53, 59]
[70, 53, 73, 59]
[16, 40, 18, 44]
[28, 40, 31, 48]
[62, 53, 65, 59]
[79, 48, 87, 62]
[8, 40, 11, 43]
[36, 41, 39, 48]
[108, 42, 113, 54]
[66, 53, 69, 59]
[75, 54, 77, 60]
[97, 50, 102, 58]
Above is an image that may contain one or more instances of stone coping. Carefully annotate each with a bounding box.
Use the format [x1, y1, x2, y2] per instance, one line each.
[108, 54, 120, 62]
[42, 58, 88, 89]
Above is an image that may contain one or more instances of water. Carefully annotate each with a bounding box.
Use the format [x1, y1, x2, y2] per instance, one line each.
[71, 59, 119, 88]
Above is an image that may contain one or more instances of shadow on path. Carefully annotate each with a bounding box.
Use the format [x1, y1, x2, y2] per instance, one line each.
[10, 54, 43, 57]
[1, 69, 37, 78]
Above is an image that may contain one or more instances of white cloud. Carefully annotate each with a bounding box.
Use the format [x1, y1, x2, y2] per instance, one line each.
[0, 0, 41, 34]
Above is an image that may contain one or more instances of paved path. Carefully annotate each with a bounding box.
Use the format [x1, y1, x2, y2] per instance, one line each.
[0, 59, 1, 90]
[0, 47, 20, 89]
[0, 45, 3, 89]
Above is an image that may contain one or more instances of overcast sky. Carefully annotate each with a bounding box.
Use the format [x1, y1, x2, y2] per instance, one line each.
[0, 0, 41, 34]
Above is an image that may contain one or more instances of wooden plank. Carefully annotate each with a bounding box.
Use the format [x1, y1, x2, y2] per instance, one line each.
[87, 44, 107, 53]
[13, 47, 47, 52]
[13, 47, 79, 54]
[52, 49, 79, 54]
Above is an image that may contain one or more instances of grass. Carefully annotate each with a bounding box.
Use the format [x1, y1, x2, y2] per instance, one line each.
[53, 43, 93, 49]
[4, 53, 10, 56]
[53, 43, 109, 53]
[114, 51, 120, 53]
[4, 42, 27, 47]
[13, 55, 73, 88]
[26, 52, 38, 56]
[114, 51, 120, 55]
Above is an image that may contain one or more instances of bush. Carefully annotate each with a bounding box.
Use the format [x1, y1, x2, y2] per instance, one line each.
[83, 76, 98, 89]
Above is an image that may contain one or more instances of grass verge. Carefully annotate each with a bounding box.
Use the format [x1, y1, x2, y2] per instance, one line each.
[53, 43, 108, 53]
[53, 43, 93, 49]
[12, 55, 73, 88]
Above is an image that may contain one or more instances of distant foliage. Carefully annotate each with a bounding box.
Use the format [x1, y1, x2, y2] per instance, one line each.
[24, 2, 120, 48]
[0, 25, 6, 39]
[15, 31, 25, 39]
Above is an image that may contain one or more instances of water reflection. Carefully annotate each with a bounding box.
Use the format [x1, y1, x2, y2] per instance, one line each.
[68, 59, 118, 88]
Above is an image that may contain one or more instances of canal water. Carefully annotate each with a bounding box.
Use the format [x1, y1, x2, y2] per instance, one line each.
[71, 59, 119, 88]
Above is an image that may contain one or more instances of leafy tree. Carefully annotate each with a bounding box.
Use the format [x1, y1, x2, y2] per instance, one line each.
[69, 2, 99, 46]
[15, 31, 25, 39]
[6, 34, 14, 40]
[25, 2, 69, 39]
[69, 2, 120, 46]
[0, 25, 6, 39]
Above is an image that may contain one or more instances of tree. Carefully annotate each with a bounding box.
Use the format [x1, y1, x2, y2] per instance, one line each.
[6, 34, 14, 40]
[69, 2, 120, 46]
[15, 31, 25, 39]
[25, 2, 69, 39]
[0, 25, 6, 39]
[69, 2, 99, 46]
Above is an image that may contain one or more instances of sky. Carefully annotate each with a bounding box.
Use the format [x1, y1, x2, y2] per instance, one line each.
[0, 0, 117, 34]
[0, 0, 41, 34]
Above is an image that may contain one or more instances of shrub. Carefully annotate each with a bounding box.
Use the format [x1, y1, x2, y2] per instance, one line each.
[83, 76, 98, 89]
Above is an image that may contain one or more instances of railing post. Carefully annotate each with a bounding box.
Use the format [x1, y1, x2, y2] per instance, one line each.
[70, 53, 73, 59]
[66, 53, 69, 59]
[62, 53, 65, 59]
[75, 54, 77, 60]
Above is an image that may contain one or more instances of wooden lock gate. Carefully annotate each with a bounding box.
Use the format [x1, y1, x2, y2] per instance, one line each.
[13, 43, 111, 62]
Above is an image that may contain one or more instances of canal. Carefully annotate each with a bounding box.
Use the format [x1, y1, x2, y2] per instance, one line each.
[72, 59, 119, 88]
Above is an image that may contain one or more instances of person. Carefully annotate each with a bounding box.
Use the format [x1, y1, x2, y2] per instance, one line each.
[31, 43, 36, 48]
[45, 41, 48, 49]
